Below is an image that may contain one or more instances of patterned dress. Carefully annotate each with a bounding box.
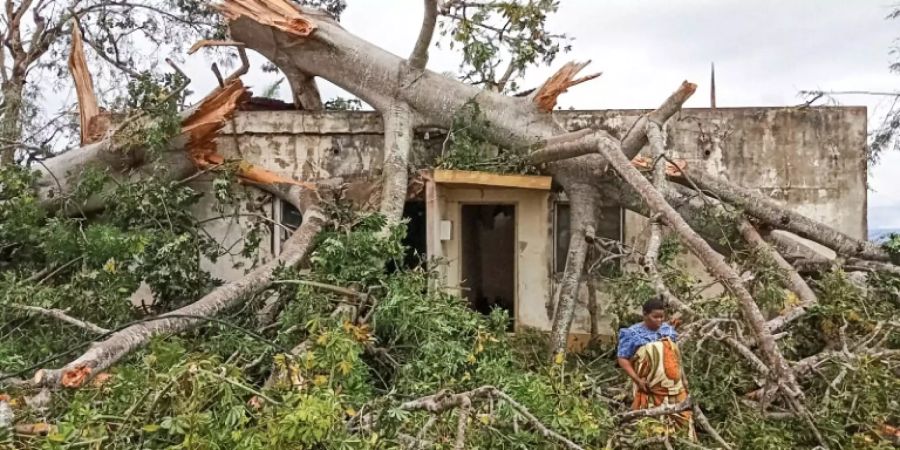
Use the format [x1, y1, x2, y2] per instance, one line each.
[617, 322, 696, 439]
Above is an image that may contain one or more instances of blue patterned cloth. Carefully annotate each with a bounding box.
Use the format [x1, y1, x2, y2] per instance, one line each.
[616, 322, 678, 359]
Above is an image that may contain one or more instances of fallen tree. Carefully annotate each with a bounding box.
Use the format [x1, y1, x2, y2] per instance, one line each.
[1, 1, 899, 449]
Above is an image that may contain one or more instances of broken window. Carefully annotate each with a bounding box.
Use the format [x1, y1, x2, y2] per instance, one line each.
[554, 203, 623, 273]
[272, 199, 303, 255]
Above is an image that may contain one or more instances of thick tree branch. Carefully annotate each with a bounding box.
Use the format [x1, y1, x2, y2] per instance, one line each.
[676, 168, 889, 262]
[378, 101, 414, 223]
[738, 221, 819, 333]
[409, 0, 438, 70]
[548, 187, 596, 356]
[529, 81, 698, 165]
[642, 121, 693, 315]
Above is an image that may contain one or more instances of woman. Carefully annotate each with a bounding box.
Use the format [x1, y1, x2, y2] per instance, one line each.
[617, 297, 695, 439]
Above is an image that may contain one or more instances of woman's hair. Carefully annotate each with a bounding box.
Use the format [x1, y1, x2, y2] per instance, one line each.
[642, 296, 666, 315]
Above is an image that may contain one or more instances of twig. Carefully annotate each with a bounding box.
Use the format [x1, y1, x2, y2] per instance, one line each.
[4, 303, 109, 334]
[616, 397, 693, 423]
[273, 280, 366, 298]
[692, 404, 731, 449]
[401, 386, 586, 450]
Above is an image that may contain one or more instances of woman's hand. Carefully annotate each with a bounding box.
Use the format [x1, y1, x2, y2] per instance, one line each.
[637, 379, 651, 394]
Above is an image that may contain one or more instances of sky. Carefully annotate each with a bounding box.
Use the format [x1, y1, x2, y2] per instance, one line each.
[175, 0, 900, 232]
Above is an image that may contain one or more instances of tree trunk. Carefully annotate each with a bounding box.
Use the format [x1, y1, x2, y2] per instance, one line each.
[0, 79, 25, 165]
[378, 101, 414, 223]
[548, 184, 597, 356]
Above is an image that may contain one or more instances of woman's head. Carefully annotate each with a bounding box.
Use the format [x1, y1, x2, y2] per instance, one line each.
[642, 296, 666, 330]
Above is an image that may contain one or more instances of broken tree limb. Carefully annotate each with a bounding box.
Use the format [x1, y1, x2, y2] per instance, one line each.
[34, 77, 243, 211]
[528, 81, 698, 166]
[68, 19, 107, 145]
[691, 405, 732, 450]
[593, 140, 803, 400]
[738, 221, 819, 333]
[215, 0, 317, 38]
[675, 168, 890, 262]
[530, 61, 601, 112]
[622, 81, 697, 159]
[33, 198, 325, 388]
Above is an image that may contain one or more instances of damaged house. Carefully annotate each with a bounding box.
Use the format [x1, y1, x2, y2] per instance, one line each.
[192, 104, 867, 349]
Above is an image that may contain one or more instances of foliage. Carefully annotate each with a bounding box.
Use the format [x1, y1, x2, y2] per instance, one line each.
[436, 99, 537, 174]
[324, 96, 364, 111]
[437, 0, 571, 92]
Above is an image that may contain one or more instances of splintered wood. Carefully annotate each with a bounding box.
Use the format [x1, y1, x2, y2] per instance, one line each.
[533, 61, 602, 112]
[631, 155, 687, 177]
[68, 22, 109, 144]
[215, 0, 317, 37]
[182, 79, 313, 188]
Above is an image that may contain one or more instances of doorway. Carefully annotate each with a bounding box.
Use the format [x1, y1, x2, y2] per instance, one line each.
[460, 204, 516, 328]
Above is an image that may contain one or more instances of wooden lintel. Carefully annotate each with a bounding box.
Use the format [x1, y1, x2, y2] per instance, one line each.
[432, 169, 552, 191]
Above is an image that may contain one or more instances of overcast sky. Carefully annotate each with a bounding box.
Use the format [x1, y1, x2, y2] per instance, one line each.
[178, 0, 900, 231]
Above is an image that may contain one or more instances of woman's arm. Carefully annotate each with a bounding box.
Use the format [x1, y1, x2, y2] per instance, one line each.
[618, 357, 650, 393]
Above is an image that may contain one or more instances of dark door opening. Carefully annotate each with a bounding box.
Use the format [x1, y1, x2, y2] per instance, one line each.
[400, 201, 427, 269]
[460, 204, 516, 329]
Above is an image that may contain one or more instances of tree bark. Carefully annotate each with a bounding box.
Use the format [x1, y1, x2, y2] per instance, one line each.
[0, 79, 25, 165]
[378, 101, 414, 223]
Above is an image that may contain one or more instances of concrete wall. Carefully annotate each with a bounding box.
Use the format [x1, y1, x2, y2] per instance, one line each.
[192, 107, 867, 340]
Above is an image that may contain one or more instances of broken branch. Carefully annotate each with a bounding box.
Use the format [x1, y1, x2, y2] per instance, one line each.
[530, 61, 601, 112]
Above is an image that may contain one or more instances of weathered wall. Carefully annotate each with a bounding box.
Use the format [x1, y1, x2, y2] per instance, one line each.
[192, 106, 867, 339]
